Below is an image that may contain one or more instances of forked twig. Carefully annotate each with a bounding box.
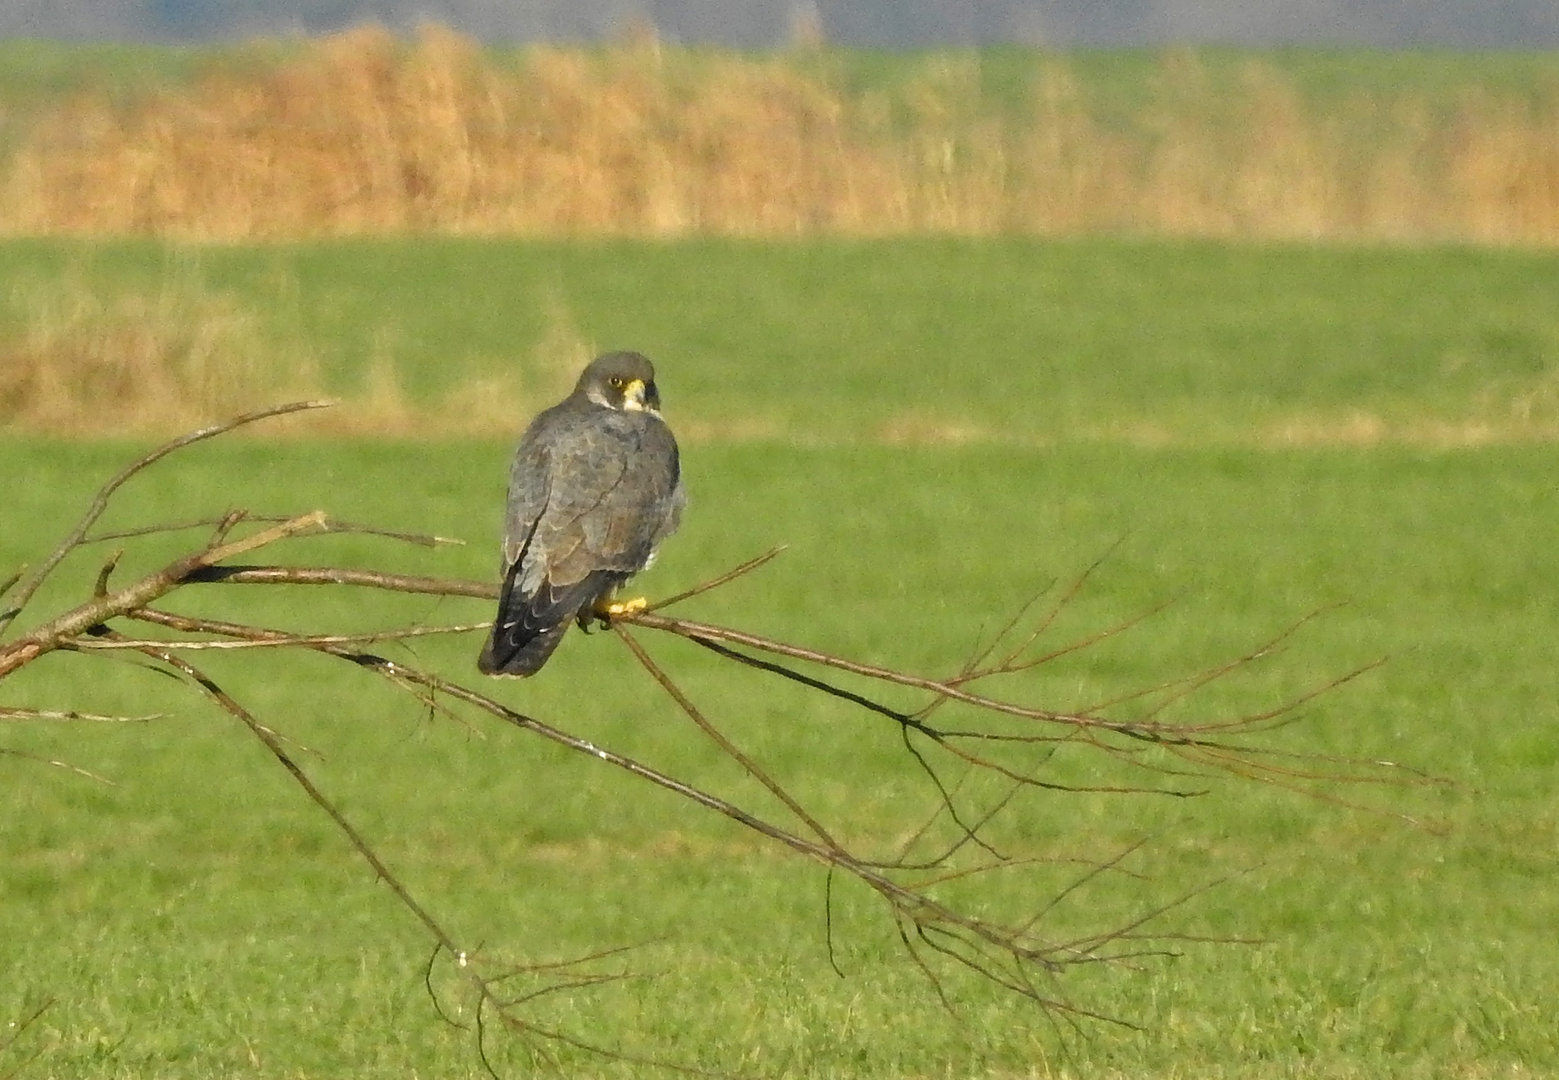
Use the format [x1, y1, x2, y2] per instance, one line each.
[0, 400, 333, 638]
[98, 623, 686, 1075]
[0, 511, 330, 680]
[644, 545, 786, 612]
[615, 624, 844, 853]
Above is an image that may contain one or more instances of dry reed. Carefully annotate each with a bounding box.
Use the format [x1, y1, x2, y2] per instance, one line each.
[0, 261, 599, 437]
[2, 25, 1558, 244]
[0, 263, 320, 434]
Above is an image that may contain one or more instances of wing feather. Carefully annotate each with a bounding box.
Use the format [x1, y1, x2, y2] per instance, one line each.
[481, 401, 683, 677]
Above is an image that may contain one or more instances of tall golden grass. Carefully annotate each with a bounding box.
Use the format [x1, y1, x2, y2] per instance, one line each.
[2, 25, 1557, 244]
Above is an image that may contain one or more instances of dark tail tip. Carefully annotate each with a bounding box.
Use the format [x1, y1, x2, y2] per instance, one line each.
[478, 624, 567, 677]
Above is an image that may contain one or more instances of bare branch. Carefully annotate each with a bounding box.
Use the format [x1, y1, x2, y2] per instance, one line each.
[0, 706, 160, 723]
[644, 545, 786, 612]
[185, 564, 495, 599]
[0, 746, 117, 784]
[1, 407, 1446, 1071]
[86, 514, 464, 549]
[89, 628, 670, 1065]
[0, 400, 333, 638]
[162, 559, 1431, 800]
[0, 512, 328, 679]
[615, 624, 843, 852]
[73, 623, 485, 651]
[976, 537, 1126, 679]
[102, 600, 1146, 1019]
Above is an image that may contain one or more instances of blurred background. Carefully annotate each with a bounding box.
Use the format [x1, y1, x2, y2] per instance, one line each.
[2, 2, 1557, 434]
[2, 0, 1559, 48]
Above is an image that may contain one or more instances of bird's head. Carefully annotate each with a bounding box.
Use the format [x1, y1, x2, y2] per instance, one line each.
[576, 351, 662, 415]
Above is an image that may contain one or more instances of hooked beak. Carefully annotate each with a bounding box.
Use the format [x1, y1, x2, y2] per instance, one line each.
[622, 378, 660, 414]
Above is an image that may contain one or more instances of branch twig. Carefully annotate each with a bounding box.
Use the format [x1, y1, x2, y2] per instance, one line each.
[0, 400, 333, 638]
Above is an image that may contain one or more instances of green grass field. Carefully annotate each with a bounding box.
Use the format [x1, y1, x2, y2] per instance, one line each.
[4, 237, 1558, 440]
[2, 237, 1557, 1078]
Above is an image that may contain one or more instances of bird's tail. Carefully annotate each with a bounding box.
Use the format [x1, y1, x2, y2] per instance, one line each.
[478, 558, 567, 677]
[478, 620, 567, 677]
[477, 563, 625, 677]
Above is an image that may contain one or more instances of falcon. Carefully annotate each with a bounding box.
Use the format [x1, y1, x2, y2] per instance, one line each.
[478, 351, 685, 677]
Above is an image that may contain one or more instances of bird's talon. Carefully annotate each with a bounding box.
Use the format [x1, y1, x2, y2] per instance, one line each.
[602, 596, 648, 619]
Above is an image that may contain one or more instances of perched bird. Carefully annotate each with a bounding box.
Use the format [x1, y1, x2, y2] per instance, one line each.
[478, 351, 685, 677]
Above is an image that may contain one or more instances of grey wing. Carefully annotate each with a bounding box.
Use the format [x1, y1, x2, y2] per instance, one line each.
[480, 411, 680, 677]
[500, 419, 555, 576]
[533, 413, 683, 590]
[481, 410, 620, 677]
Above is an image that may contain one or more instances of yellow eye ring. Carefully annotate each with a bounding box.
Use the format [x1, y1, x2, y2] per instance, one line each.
[607, 376, 626, 389]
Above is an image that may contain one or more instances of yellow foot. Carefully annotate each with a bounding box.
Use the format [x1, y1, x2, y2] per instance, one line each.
[600, 596, 648, 619]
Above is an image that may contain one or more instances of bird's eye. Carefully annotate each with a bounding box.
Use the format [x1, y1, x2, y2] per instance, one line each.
[607, 376, 625, 389]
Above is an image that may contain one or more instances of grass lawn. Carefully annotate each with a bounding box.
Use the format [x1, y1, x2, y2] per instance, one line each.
[2, 236, 1557, 1077]
[2, 437, 1555, 1078]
